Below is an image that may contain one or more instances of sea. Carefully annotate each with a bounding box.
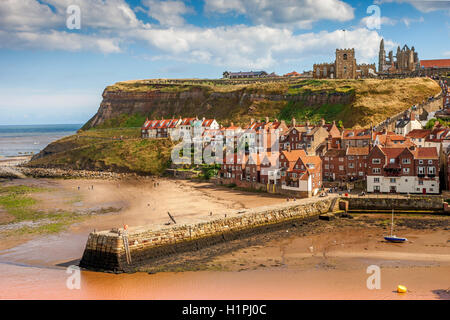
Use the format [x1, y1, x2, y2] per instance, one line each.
[0, 124, 82, 158]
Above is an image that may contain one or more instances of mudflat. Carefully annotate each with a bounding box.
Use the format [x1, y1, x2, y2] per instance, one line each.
[0, 177, 449, 299]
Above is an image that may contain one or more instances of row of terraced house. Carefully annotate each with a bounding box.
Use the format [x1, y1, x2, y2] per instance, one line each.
[219, 118, 450, 196]
[141, 115, 450, 197]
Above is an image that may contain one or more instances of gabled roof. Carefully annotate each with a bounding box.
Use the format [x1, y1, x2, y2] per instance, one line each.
[346, 147, 370, 156]
[281, 149, 307, 162]
[324, 148, 346, 157]
[342, 128, 373, 140]
[406, 129, 431, 139]
[413, 147, 438, 159]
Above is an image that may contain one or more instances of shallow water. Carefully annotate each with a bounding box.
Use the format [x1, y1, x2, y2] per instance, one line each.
[0, 124, 81, 157]
[1, 262, 449, 300]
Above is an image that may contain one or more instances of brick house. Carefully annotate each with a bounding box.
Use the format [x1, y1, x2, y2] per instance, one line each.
[342, 128, 373, 148]
[406, 129, 431, 148]
[322, 149, 347, 181]
[345, 147, 369, 180]
[279, 120, 329, 155]
[374, 131, 415, 148]
[366, 145, 439, 194]
[279, 150, 322, 196]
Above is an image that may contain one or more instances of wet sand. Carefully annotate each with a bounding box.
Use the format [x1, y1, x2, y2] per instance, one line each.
[0, 177, 449, 299]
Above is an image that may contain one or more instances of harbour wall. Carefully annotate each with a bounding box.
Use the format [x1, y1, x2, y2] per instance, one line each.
[346, 196, 444, 212]
[79, 195, 445, 273]
[79, 197, 339, 272]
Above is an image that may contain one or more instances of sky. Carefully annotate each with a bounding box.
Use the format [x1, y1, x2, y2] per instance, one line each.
[0, 0, 449, 125]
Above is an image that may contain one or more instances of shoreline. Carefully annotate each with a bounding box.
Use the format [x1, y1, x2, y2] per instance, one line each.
[0, 176, 449, 299]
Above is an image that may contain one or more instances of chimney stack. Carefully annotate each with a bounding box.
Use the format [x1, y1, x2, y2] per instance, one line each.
[321, 118, 325, 126]
[265, 116, 269, 123]
[306, 120, 310, 127]
[292, 118, 296, 127]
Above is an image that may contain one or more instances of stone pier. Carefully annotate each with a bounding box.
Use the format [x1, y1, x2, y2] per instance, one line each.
[79, 197, 339, 272]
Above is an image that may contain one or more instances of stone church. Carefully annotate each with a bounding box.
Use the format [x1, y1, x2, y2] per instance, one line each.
[378, 38, 419, 74]
[313, 48, 376, 79]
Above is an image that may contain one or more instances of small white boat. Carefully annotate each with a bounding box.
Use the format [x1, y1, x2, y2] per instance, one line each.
[384, 209, 408, 243]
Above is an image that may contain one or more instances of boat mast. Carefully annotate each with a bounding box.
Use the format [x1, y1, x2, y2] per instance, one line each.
[391, 208, 394, 236]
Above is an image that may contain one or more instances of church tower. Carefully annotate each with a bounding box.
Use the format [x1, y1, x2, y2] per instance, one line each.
[378, 38, 386, 73]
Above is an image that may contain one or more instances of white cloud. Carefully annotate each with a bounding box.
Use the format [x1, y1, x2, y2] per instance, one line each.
[375, 0, 450, 13]
[132, 26, 384, 68]
[401, 16, 424, 27]
[360, 15, 397, 28]
[142, 0, 194, 27]
[0, 0, 142, 53]
[0, 0, 385, 67]
[0, 0, 63, 32]
[204, 0, 355, 29]
[0, 30, 121, 53]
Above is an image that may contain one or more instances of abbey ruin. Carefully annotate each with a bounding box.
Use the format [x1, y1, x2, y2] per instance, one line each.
[378, 38, 419, 74]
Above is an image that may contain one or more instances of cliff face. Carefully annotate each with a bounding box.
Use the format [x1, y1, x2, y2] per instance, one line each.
[82, 78, 442, 129]
[83, 86, 354, 129]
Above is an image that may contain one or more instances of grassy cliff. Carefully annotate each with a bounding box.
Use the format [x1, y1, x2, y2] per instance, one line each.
[28, 128, 174, 175]
[30, 77, 441, 174]
[85, 77, 441, 129]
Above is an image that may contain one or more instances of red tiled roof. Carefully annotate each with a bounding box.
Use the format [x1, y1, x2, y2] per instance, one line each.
[414, 147, 438, 159]
[346, 147, 370, 156]
[420, 59, 450, 68]
[343, 129, 372, 140]
[281, 149, 307, 162]
[406, 129, 431, 139]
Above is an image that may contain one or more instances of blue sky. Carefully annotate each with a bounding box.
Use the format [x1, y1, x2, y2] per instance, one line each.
[0, 0, 449, 125]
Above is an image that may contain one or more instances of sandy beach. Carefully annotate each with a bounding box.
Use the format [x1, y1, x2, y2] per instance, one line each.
[0, 176, 449, 299]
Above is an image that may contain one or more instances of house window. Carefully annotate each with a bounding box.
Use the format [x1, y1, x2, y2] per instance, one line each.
[374, 186, 380, 191]
[374, 177, 380, 183]
[359, 171, 364, 176]
[339, 166, 344, 171]
[372, 158, 381, 164]
[419, 160, 423, 164]
[428, 160, 433, 165]
[418, 167, 425, 174]
[348, 156, 354, 160]
[402, 158, 411, 164]
[389, 158, 395, 164]
[348, 163, 354, 168]
[390, 178, 396, 183]
[325, 157, 329, 161]
[373, 168, 381, 174]
[403, 168, 410, 174]
[325, 164, 329, 169]
[418, 180, 423, 185]
[339, 157, 344, 162]
[428, 167, 436, 174]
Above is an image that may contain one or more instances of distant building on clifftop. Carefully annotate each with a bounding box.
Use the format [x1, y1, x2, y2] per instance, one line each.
[313, 48, 376, 79]
[222, 71, 268, 79]
[378, 38, 419, 74]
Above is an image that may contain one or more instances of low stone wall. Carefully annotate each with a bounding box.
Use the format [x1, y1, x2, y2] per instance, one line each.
[79, 197, 338, 272]
[346, 196, 444, 212]
[16, 167, 136, 179]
